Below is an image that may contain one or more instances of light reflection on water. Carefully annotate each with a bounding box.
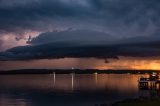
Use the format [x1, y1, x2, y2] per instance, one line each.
[0, 74, 151, 106]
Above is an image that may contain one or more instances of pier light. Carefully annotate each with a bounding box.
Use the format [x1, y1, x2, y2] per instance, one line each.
[71, 67, 74, 70]
[94, 72, 98, 75]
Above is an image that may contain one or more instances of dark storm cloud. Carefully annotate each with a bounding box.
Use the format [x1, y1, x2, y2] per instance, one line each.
[0, 0, 160, 36]
[27, 29, 116, 45]
[0, 0, 92, 33]
[0, 0, 160, 60]
[1, 39, 160, 60]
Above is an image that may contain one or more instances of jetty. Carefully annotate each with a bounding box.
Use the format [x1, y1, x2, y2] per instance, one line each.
[138, 72, 160, 90]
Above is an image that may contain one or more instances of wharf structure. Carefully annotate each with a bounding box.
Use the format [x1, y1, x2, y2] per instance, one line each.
[139, 72, 160, 90]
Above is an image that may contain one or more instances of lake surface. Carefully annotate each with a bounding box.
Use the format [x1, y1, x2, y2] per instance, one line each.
[0, 74, 155, 106]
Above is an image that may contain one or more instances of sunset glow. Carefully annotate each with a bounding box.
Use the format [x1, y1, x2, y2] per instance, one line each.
[1, 57, 160, 71]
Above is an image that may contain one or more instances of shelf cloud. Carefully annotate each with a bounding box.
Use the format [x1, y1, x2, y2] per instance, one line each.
[0, 0, 160, 59]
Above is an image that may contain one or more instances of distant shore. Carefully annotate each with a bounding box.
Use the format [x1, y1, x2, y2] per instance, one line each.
[0, 69, 159, 75]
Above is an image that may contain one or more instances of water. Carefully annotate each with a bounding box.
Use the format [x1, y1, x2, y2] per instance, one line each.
[0, 74, 155, 106]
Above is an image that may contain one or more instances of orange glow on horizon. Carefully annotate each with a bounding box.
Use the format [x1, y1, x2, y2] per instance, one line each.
[95, 57, 160, 70]
[0, 57, 160, 71]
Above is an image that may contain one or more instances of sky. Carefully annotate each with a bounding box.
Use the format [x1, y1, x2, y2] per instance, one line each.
[1, 57, 160, 70]
[0, 0, 160, 60]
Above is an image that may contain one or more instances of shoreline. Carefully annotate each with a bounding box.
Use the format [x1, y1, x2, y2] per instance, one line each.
[112, 97, 160, 106]
[0, 69, 159, 75]
[96, 97, 160, 106]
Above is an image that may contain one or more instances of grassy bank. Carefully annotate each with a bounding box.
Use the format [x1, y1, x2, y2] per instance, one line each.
[113, 98, 160, 106]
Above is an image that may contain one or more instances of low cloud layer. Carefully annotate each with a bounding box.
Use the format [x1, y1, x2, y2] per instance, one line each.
[1, 38, 160, 60]
[27, 29, 116, 45]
